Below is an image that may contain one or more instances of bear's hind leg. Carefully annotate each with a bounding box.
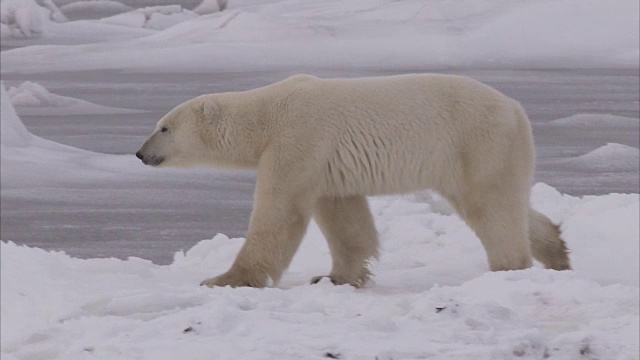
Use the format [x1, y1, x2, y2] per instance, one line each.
[311, 195, 379, 287]
[451, 190, 533, 271]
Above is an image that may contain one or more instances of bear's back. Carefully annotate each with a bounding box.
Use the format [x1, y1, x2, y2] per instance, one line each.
[274, 74, 529, 196]
[281, 74, 515, 129]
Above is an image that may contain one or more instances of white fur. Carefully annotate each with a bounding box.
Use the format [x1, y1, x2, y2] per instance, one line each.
[137, 73, 571, 288]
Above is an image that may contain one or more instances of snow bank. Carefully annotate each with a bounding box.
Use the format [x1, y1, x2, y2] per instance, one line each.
[459, 0, 639, 68]
[0, 0, 45, 39]
[1, 0, 637, 73]
[7, 81, 144, 116]
[41, 0, 68, 22]
[0, 82, 32, 148]
[559, 143, 640, 173]
[1, 0, 155, 46]
[0, 82, 147, 185]
[8, 81, 77, 107]
[1, 185, 638, 359]
[100, 5, 197, 30]
[193, 0, 228, 15]
[550, 113, 640, 128]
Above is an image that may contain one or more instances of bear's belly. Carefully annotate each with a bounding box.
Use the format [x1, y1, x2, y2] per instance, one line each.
[311, 112, 464, 197]
[322, 149, 449, 197]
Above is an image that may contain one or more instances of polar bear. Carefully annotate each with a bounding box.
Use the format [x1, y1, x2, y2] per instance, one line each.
[136, 74, 571, 288]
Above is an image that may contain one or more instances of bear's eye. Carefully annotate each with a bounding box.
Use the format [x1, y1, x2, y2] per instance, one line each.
[160, 127, 168, 133]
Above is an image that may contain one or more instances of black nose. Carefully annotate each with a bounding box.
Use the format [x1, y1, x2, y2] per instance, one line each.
[136, 151, 144, 160]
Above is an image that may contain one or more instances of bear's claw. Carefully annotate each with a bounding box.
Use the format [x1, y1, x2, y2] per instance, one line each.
[309, 273, 369, 288]
[200, 268, 270, 288]
[309, 275, 335, 285]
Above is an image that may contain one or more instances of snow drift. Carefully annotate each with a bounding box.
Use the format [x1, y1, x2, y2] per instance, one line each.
[99, 5, 197, 30]
[1, 0, 155, 46]
[0, 0, 44, 39]
[560, 143, 640, 173]
[0, 82, 32, 148]
[550, 113, 640, 128]
[7, 81, 144, 116]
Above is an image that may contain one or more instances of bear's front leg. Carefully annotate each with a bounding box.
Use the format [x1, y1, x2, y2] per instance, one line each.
[200, 264, 270, 288]
[201, 176, 313, 288]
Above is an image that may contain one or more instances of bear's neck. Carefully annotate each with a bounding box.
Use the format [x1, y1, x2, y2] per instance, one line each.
[215, 90, 279, 169]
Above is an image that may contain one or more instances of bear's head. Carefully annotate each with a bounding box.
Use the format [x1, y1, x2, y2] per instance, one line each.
[136, 96, 219, 168]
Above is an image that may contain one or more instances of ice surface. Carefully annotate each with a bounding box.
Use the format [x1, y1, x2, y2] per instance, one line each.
[1, 0, 638, 73]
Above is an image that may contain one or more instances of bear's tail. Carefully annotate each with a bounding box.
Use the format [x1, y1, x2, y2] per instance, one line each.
[528, 208, 572, 270]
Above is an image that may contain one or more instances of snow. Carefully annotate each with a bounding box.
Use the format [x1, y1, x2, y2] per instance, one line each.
[550, 114, 640, 128]
[1, 0, 638, 73]
[0, 0, 44, 39]
[40, 0, 68, 23]
[1, 188, 639, 359]
[1, 0, 155, 46]
[1, 80, 639, 359]
[2, 235, 639, 360]
[1, 0, 639, 358]
[99, 5, 197, 30]
[7, 81, 145, 116]
[557, 143, 640, 173]
[0, 82, 32, 148]
[193, 0, 227, 15]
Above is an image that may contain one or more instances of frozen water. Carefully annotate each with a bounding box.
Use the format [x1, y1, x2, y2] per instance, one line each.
[7, 81, 144, 116]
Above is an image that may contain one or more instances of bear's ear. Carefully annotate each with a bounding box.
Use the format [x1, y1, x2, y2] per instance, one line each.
[194, 99, 219, 121]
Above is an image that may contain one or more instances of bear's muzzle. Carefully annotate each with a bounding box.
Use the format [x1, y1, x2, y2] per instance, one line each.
[136, 151, 164, 166]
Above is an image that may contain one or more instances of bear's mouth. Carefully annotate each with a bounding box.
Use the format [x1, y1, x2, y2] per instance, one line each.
[142, 156, 165, 167]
